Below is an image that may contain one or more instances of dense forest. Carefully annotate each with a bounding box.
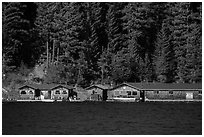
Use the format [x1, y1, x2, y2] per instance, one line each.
[2, 2, 202, 90]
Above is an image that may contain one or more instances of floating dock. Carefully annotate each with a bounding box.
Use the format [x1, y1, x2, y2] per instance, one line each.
[17, 99, 55, 102]
[145, 99, 202, 102]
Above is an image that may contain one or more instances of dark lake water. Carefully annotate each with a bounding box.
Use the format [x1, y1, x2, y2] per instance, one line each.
[2, 102, 202, 135]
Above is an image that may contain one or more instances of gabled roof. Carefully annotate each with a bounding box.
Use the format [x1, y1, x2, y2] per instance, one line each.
[111, 82, 202, 91]
[18, 83, 74, 90]
[51, 85, 73, 90]
[85, 84, 110, 90]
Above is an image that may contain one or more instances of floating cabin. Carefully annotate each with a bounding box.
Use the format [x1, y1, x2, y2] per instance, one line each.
[108, 83, 202, 102]
[18, 84, 75, 100]
[85, 84, 110, 101]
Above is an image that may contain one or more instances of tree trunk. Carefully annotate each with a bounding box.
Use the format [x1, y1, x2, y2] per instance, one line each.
[57, 46, 59, 64]
[49, 53, 52, 65]
[52, 40, 55, 64]
[46, 41, 49, 68]
[101, 65, 104, 84]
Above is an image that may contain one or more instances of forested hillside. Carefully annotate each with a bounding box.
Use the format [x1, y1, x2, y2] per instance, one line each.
[2, 2, 202, 88]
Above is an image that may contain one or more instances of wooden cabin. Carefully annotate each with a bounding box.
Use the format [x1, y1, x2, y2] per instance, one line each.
[85, 84, 110, 101]
[50, 85, 73, 100]
[141, 83, 202, 101]
[108, 83, 202, 102]
[108, 83, 141, 101]
[19, 85, 36, 100]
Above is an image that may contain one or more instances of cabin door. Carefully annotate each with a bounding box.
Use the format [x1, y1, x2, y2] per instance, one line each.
[140, 91, 145, 102]
[48, 91, 51, 99]
[102, 90, 107, 101]
[186, 92, 193, 100]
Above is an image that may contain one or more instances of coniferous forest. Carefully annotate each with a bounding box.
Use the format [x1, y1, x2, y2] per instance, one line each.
[2, 2, 202, 91]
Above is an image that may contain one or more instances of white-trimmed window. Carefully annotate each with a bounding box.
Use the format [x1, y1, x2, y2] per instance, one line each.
[21, 91, 26, 94]
[29, 91, 33, 94]
[121, 91, 127, 95]
[132, 91, 137, 95]
[198, 90, 202, 95]
[169, 91, 173, 95]
[114, 91, 119, 96]
[127, 91, 131, 95]
[62, 90, 67, 94]
[55, 90, 60, 94]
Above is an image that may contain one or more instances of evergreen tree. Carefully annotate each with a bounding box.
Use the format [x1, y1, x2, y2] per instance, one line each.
[122, 3, 156, 82]
[184, 3, 202, 83]
[98, 3, 125, 84]
[171, 3, 189, 83]
[98, 49, 113, 84]
[111, 48, 131, 84]
[154, 20, 175, 82]
[3, 3, 29, 67]
[106, 3, 124, 53]
[3, 2, 40, 69]
[170, 2, 201, 83]
[77, 3, 103, 82]
[75, 52, 89, 87]
[3, 2, 202, 86]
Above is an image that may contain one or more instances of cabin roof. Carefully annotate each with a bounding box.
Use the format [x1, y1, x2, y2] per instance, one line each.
[111, 82, 202, 91]
[51, 85, 73, 90]
[18, 83, 74, 90]
[85, 84, 110, 90]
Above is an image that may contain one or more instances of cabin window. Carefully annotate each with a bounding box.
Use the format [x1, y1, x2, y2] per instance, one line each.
[127, 91, 131, 95]
[21, 91, 26, 94]
[29, 91, 33, 94]
[62, 90, 67, 94]
[121, 91, 127, 95]
[55, 90, 60, 94]
[114, 91, 119, 96]
[154, 91, 159, 94]
[169, 91, 173, 94]
[132, 91, 137, 95]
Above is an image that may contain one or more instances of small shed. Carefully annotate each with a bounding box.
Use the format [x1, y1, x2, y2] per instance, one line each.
[85, 84, 110, 101]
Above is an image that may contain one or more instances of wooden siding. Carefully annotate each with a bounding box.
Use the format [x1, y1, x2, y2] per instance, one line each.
[87, 87, 103, 95]
[19, 87, 35, 99]
[51, 87, 69, 100]
[145, 90, 202, 100]
[86, 87, 103, 101]
[41, 90, 50, 99]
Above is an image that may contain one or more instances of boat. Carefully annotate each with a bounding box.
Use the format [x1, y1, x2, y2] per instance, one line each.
[113, 97, 137, 102]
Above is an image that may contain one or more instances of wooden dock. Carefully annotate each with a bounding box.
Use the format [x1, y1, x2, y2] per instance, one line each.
[145, 99, 202, 102]
[16, 99, 55, 102]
